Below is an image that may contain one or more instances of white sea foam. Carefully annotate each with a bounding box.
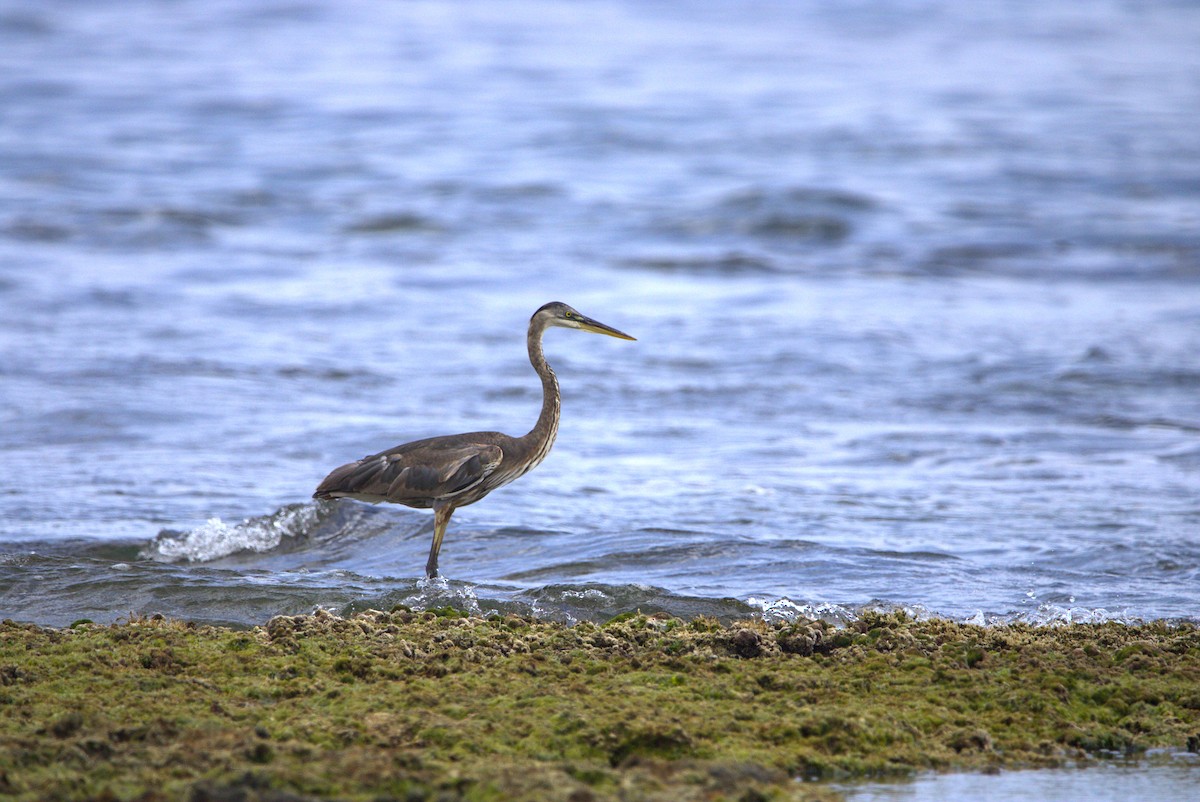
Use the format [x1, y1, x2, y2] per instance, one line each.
[1009, 604, 1139, 627]
[747, 597, 1140, 628]
[747, 596, 859, 625]
[400, 577, 497, 617]
[144, 504, 323, 562]
[957, 605, 1142, 627]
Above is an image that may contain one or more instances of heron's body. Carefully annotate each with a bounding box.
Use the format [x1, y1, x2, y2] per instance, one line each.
[312, 302, 634, 578]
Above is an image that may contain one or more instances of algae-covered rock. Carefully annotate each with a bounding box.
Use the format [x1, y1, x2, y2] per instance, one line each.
[0, 611, 1197, 801]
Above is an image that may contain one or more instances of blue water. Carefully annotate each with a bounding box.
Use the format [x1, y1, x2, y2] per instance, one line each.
[1, 0, 1199, 630]
[840, 753, 1200, 802]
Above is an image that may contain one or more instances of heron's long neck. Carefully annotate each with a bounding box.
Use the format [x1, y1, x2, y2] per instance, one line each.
[521, 320, 560, 468]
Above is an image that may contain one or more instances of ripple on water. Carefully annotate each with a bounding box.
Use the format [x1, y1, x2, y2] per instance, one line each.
[2, 0, 1200, 631]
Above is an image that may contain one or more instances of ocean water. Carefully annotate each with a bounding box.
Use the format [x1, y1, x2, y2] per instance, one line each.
[1, 0, 1199, 631]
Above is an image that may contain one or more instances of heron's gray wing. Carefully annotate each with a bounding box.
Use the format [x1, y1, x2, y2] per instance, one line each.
[314, 439, 503, 504]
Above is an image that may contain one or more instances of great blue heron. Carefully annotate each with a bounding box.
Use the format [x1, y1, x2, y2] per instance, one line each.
[313, 301, 635, 578]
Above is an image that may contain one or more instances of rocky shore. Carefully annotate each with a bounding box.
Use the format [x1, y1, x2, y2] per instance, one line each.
[1, 609, 1197, 801]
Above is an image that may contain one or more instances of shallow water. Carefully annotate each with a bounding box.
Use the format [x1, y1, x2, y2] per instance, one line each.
[2, 0, 1200, 629]
[838, 754, 1200, 802]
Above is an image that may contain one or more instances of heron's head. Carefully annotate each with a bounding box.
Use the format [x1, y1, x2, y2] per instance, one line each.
[533, 302, 636, 341]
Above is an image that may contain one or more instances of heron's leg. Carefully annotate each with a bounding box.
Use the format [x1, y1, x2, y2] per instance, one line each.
[425, 504, 454, 578]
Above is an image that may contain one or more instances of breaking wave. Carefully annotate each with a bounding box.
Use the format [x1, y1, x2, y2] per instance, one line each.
[142, 503, 331, 562]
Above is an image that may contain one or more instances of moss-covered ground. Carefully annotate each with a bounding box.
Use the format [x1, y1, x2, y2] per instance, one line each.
[1, 609, 1198, 801]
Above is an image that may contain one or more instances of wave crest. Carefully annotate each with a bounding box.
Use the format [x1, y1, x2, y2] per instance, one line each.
[142, 503, 330, 562]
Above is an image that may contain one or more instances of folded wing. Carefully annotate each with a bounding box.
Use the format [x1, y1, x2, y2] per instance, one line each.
[313, 437, 504, 507]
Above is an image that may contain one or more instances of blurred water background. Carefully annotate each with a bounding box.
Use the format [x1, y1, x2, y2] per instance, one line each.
[1, 0, 1199, 630]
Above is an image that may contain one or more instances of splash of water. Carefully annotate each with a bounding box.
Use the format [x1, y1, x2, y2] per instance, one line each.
[746, 596, 859, 625]
[142, 504, 328, 562]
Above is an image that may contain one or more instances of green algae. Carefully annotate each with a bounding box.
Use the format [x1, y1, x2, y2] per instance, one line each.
[1, 610, 1197, 801]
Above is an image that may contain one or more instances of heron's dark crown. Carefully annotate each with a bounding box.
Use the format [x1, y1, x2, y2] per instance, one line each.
[533, 301, 574, 318]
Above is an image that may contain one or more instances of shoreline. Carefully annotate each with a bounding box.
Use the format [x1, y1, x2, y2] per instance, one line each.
[2, 609, 1197, 801]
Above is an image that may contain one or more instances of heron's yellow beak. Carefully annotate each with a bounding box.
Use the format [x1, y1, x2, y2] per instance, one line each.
[577, 315, 636, 341]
